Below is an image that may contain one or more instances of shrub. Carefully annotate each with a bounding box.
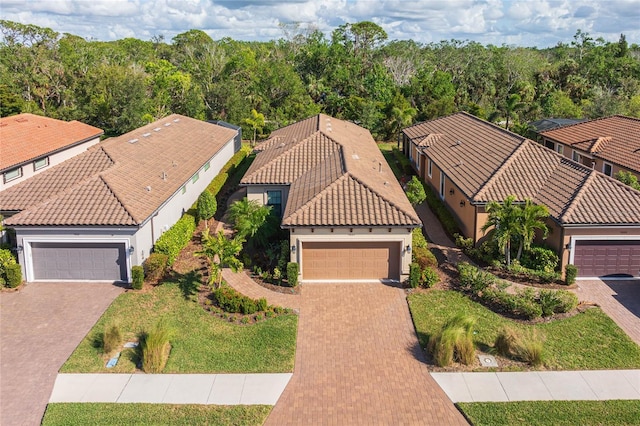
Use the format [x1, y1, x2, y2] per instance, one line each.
[103, 324, 122, 355]
[154, 213, 196, 265]
[196, 190, 217, 222]
[206, 172, 229, 196]
[412, 228, 428, 249]
[512, 288, 542, 320]
[0, 249, 18, 287]
[256, 298, 268, 312]
[131, 266, 144, 290]
[565, 264, 578, 285]
[4, 263, 22, 288]
[413, 246, 437, 269]
[409, 263, 421, 288]
[142, 320, 172, 373]
[277, 240, 289, 272]
[287, 262, 299, 287]
[273, 267, 282, 281]
[538, 289, 560, 317]
[521, 246, 559, 272]
[554, 290, 579, 313]
[428, 314, 476, 367]
[421, 267, 439, 288]
[406, 175, 426, 205]
[508, 260, 561, 283]
[392, 147, 414, 175]
[457, 262, 495, 294]
[454, 233, 474, 253]
[143, 253, 168, 282]
[212, 285, 268, 314]
[241, 298, 257, 315]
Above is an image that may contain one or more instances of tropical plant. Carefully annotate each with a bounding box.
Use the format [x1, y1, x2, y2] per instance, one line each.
[243, 108, 265, 146]
[481, 195, 521, 266]
[515, 198, 549, 260]
[228, 198, 272, 240]
[196, 229, 244, 287]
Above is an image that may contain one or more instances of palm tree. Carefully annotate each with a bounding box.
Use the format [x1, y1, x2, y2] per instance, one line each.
[243, 109, 265, 146]
[228, 198, 271, 239]
[196, 229, 244, 287]
[481, 195, 521, 266]
[515, 198, 549, 260]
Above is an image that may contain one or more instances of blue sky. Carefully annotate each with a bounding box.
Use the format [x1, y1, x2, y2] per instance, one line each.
[1, 0, 639, 47]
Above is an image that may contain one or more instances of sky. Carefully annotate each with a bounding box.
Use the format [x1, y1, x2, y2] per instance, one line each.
[1, 0, 639, 48]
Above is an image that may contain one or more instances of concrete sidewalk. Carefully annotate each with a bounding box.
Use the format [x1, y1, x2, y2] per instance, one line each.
[432, 370, 640, 402]
[49, 373, 292, 405]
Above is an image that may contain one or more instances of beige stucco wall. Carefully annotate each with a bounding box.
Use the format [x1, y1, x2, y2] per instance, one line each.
[289, 227, 414, 280]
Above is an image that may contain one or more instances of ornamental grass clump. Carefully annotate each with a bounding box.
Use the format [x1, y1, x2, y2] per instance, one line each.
[428, 314, 476, 367]
[494, 327, 545, 367]
[102, 324, 122, 355]
[142, 320, 172, 373]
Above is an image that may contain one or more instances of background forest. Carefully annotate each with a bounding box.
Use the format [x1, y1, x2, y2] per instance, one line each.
[1, 20, 639, 140]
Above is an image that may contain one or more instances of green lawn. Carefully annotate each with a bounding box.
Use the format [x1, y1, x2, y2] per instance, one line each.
[409, 290, 640, 370]
[458, 400, 640, 426]
[42, 403, 270, 426]
[61, 282, 297, 373]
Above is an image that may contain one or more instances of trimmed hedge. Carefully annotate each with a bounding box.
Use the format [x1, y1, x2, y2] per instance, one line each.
[213, 285, 268, 315]
[4, 263, 22, 288]
[154, 213, 196, 266]
[131, 266, 144, 290]
[409, 263, 421, 288]
[286, 262, 299, 287]
[196, 190, 217, 222]
[423, 183, 461, 238]
[143, 253, 168, 281]
[206, 146, 251, 196]
[412, 227, 428, 249]
[413, 246, 437, 269]
[392, 147, 414, 175]
[565, 264, 578, 285]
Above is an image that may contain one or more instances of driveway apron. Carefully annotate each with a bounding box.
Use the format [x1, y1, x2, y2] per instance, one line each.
[265, 282, 467, 425]
[0, 282, 123, 426]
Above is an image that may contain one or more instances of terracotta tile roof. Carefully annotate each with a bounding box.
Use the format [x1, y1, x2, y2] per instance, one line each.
[540, 115, 640, 173]
[403, 112, 640, 225]
[0, 113, 103, 171]
[242, 114, 420, 228]
[1, 115, 237, 226]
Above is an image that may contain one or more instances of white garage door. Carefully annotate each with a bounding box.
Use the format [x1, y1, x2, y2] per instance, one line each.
[31, 242, 127, 281]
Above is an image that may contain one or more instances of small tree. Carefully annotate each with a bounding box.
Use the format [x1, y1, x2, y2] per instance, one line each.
[405, 176, 426, 205]
[243, 108, 265, 146]
[196, 229, 244, 287]
[196, 190, 217, 226]
[228, 198, 272, 240]
[515, 198, 549, 260]
[481, 195, 521, 266]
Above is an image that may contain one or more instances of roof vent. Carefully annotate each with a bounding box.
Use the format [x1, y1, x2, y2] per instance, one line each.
[352, 154, 360, 160]
[457, 160, 464, 167]
[378, 162, 382, 172]
[456, 140, 462, 146]
[128, 138, 139, 144]
[161, 171, 167, 181]
[173, 118, 180, 122]
[172, 161, 177, 167]
[143, 132, 151, 137]
[164, 122, 171, 127]
[145, 186, 151, 192]
[154, 127, 162, 132]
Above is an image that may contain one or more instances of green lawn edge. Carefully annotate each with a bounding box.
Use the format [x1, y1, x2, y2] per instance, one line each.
[457, 400, 640, 426]
[61, 282, 297, 373]
[42, 403, 271, 426]
[408, 289, 640, 370]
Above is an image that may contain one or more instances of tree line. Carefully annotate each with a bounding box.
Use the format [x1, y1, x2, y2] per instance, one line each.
[1, 20, 639, 139]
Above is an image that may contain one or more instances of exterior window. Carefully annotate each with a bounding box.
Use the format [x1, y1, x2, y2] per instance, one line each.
[181, 185, 186, 195]
[555, 144, 564, 155]
[267, 190, 282, 216]
[544, 140, 555, 150]
[204, 161, 210, 171]
[191, 172, 199, 183]
[603, 163, 613, 177]
[439, 172, 445, 200]
[572, 150, 581, 162]
[3, 167, 22, 183]
[428, 159, 432, 178]
[34, 157, 49, 171]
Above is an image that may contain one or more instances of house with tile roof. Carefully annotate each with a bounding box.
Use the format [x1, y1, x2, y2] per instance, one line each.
[0, 114, 239, 283]
[241, 114, 421, 282]
[539, 115, 640, 180]
[0, 113, 104, 191]
[402, 112, 640, 279]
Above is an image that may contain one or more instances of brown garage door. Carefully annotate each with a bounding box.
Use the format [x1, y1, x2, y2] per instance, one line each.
[302, 241, 400, 280]
[573, 240, 640, 277]
[31, 242, 127, 281]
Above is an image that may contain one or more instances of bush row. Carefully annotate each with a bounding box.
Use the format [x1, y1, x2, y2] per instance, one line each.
[154, 213, 197, 266]
[206, 146, 251, 196]
[392, 147, 415, 175]
[457, 262, 578, 320]
[213, 285, 268, 315]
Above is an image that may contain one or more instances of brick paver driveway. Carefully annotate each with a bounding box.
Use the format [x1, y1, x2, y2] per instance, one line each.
[265, 282, 467, 425]
[575, 279, 640, 345]
[0, 282, 123, 426]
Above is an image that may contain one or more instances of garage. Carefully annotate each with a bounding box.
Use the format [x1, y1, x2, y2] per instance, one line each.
[573, 240, 640, 277]
[30, 242, 127, 281]
[301, 241, 400, 281]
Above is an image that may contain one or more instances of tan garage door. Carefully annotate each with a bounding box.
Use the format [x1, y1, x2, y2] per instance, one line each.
[302, 242, 400, 280]
[574, 240, 640, 277]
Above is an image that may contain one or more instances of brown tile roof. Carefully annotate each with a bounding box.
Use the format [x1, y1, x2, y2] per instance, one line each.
[403, 112, 640, 225]
[0, 113, 103, 171]
[242, 114, 420, 227]
[540, 115, 640, 174]
[1, 115, 237, 226]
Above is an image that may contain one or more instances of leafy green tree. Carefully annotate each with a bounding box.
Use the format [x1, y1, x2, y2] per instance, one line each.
[196, 190, 217, 225]
[228, 198, 272, 239]
[615, 171, 640, 191]
[481, 195, 521, 266]
[196, 229, 244, 287]
[405, 176, 426, 205]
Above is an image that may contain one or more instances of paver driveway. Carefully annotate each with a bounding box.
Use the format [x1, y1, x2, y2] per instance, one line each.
[265, 282, 467, 425]
[575, 279, 640, 345]
[0, 282, 123, 426]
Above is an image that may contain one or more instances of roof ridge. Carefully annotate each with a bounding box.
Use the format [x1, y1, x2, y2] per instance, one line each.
[559, 169, 596, 223]
[98, 175, 139, 224]
[540, 114, 640, 135]
[590, 136, 612, 154]
[474, 141, 530, 200]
